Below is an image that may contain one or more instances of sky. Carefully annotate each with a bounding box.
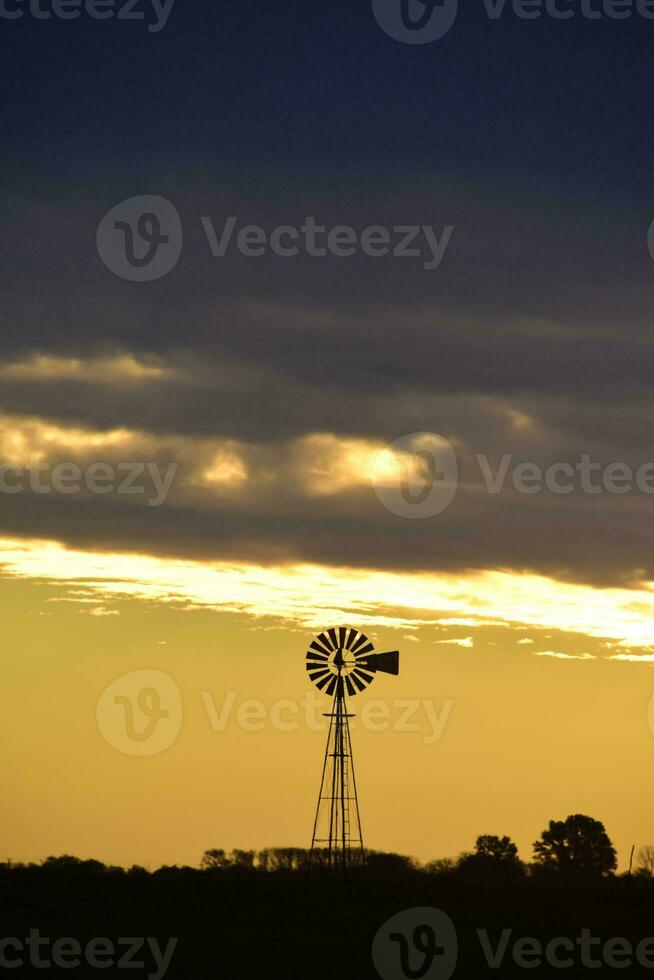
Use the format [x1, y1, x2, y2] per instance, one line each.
[2, 0, 654, 870]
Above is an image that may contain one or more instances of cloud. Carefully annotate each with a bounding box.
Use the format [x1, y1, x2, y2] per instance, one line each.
[434, 637, 474, 648]
[533, 651, 595, 661]
[518, 638, 534, 645]
[6, 404, 654, 595]
[3, 538, 654, 652]
[0, 354, 174, 385]
[609, 653, 654, 663]
[3, 181, 654, 591]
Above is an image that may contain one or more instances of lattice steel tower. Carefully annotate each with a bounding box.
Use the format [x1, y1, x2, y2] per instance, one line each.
[306, 626, 400, 874]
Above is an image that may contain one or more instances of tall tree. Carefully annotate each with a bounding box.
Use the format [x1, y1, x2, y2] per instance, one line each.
[533, 814, 617, 877]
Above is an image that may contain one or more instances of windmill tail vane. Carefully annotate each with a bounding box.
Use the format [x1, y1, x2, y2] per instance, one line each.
[305, 626, 400, 876]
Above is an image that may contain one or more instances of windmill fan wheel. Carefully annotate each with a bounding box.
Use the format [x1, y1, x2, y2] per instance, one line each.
[305, 626, 399, 697]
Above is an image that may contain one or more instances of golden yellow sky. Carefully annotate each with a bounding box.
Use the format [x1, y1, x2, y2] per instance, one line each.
[2, 538, 653, 872]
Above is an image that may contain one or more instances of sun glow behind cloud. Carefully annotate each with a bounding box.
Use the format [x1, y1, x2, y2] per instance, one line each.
[2, 536, 654, 652]
[0, 416, 143, 464]
[0, 354, 173, 384]
[0, 416, 426, 498]
[292, 433, 388, 495]
[201, 447, 249, 487]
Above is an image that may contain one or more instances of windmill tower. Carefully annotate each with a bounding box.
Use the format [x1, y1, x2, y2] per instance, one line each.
[306, 626, 400, 875]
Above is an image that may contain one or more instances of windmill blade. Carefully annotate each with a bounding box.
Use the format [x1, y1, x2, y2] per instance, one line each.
[309, 675, 331, 688]
[344, 676, 357, 697]
[307, 665, 330, 681]
[344, 626, 360, 651]
[316, 631, 336, 652]
[327, 627, 339, 649]
[325, 675, 338, 696]
[338, 626, 348, 649]
[309, 640, 330, 658]
[350, 671, 370, 692]
[357, 650, 399, 675]
[349, 632, 370, 654]
[306, 653, 329, 666]
[352, 668, 374, 688]
[353, 641, 374, 658]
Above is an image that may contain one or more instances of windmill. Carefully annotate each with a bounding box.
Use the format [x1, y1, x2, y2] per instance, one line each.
[306, 626, 400, 875]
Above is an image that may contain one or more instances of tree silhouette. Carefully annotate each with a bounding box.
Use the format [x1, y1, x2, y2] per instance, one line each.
[230, 849, 256, 870]
[457, 835, 524, 882]
[200, 849, 230, 870]
[636, 846, 654, 878]
[475, 835, 519, 863]
[258, 847, 308, 871]
[365, 851, 417, 878]
[201, 848, 257, 870]
[533, 814, 617, 877]
[424, 857, 455, 876]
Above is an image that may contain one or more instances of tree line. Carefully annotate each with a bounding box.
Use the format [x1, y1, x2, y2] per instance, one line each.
[4, 814, 653, 881]
[199, 814, 646, 880]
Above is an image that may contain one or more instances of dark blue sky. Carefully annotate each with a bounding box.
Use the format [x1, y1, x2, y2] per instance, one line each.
[4, 0, 653, 190]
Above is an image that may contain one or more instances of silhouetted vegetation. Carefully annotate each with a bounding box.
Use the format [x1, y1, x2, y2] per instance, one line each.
[636, 845, 654, 878]
[455, 835, 526, 883]
[3, 816, 654, 978]
[532, 814, 617, 877]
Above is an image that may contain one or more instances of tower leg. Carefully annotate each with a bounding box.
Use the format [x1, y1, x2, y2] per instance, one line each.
[308, 679, 364, 876]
